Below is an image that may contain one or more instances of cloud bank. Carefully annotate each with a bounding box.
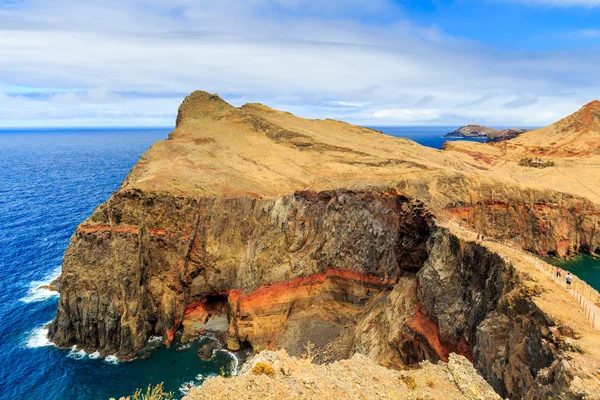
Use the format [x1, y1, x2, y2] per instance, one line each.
[0, 0, 598, 127]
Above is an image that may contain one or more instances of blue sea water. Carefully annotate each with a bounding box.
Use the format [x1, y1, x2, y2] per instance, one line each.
[0, 128, 239, 400]
[371, 126, 488, 149]
[0, 126, 532, 399]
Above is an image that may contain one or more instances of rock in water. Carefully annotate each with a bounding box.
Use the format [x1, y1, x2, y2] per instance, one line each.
[197, 341, 219, 361]
[445, 124, 500, 138]
[444, 124, 527, 142]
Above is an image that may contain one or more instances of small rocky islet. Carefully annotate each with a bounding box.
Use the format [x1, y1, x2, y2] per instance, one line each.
[51, 91, 600, 399]
[444, 124, 528, 142]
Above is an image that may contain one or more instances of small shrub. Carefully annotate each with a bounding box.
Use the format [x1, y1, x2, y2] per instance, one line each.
[251, 362, 275, 376]
[401, 374, 417, 390]
[427, 379, 435, 388]
[303, 340, 315, 362]
[518, 158, 555, 168]
[125, 383, 173, 400]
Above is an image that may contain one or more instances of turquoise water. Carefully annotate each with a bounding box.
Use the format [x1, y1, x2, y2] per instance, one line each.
[544, 254, 600, 292]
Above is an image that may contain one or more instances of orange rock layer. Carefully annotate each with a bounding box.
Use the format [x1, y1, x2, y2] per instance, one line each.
[176, 268, 393, 351]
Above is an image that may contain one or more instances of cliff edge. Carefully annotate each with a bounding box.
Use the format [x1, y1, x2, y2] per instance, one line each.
[50, 91, 600, 399]
[184, 350, 501, 400]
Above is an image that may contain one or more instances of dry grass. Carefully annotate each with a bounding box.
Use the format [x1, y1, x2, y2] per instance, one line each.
[401, 374, 417, 390]
[117, 383, 173, 400]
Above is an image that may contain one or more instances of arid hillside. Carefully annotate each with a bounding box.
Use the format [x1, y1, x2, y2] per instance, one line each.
[51, 92, 600, 399]
[443, 101, 600, 206]
[511, 100, 600, 157]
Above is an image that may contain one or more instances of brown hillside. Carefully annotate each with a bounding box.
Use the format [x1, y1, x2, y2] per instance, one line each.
[511, 100, 600, 157]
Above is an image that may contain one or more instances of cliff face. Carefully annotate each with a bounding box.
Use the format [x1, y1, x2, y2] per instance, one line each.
[51, 91, 600, 399]
[50, 189, 433, 356]
[445, 192, 600, 257]
[49, 187, 593, 398]
[353, 227, 574, 399]
[487, 128, 528, 142]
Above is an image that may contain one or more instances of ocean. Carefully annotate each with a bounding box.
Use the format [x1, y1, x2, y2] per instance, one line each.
[544, 254, 600, 292]
[2, 126, 596, 400]
[369, 126, 488, 149]
[0, 128, 239, 400]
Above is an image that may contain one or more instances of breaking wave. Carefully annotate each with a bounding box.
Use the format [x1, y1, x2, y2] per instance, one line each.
[104, 354, 120, 365]
[20, 265, 61, 303]
[25, 322, 55, 348]
[179, 381, 200, 396]
[217, 349, 239, 376]
[67, 346, 87, 360]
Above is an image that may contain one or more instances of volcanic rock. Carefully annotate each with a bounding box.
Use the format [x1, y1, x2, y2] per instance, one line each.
[444, 124, 526, 142]
[50, 91, 600, 399]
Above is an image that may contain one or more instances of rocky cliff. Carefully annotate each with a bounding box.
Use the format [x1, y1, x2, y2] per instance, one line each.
[50, 91, 600, 399]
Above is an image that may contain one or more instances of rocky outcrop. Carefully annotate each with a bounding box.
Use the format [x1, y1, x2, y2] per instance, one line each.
[444, 124, 526, 141]
[445, 125, 499, 138]
[445, 193, 600, 257]
[487, 128, 528, 142]
[183, 350, 501, 400]
[51, 91, 600, 399]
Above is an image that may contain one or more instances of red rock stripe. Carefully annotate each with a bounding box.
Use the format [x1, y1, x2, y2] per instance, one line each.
[77, 224, 168, 235]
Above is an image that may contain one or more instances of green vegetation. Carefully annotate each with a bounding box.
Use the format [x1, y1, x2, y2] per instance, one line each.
[251, 362, 275, 376]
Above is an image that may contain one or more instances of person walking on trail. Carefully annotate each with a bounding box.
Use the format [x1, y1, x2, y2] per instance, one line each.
[566, 273, 572, 287]
[556, 267, 562, 278]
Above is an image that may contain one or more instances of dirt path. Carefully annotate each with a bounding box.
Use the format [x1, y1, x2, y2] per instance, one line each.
[443, 220, 600, 333]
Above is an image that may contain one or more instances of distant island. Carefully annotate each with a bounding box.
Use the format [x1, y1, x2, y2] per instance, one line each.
[444, 124, 528, 142]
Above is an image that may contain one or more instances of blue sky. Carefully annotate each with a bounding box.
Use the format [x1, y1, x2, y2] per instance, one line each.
[0, 0, 599, 127]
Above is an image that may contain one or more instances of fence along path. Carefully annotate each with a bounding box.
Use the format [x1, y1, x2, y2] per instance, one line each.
[443, 219, 600, 332]
[525, 253, 600, 331]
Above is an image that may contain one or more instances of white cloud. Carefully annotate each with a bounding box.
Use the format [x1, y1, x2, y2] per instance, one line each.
[0, 0, 598, 126]
[372, 108, 441, 122]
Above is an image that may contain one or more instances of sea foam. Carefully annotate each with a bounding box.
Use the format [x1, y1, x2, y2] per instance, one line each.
[217, 349, 239, 376]
[179, 381, 200, 396]
[26, 322, 55, 348]
[104, 354, 120, 365]
[20, 265, 61, 303]
[147, 335, 163, 344]
[67, 346, 87, 360]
